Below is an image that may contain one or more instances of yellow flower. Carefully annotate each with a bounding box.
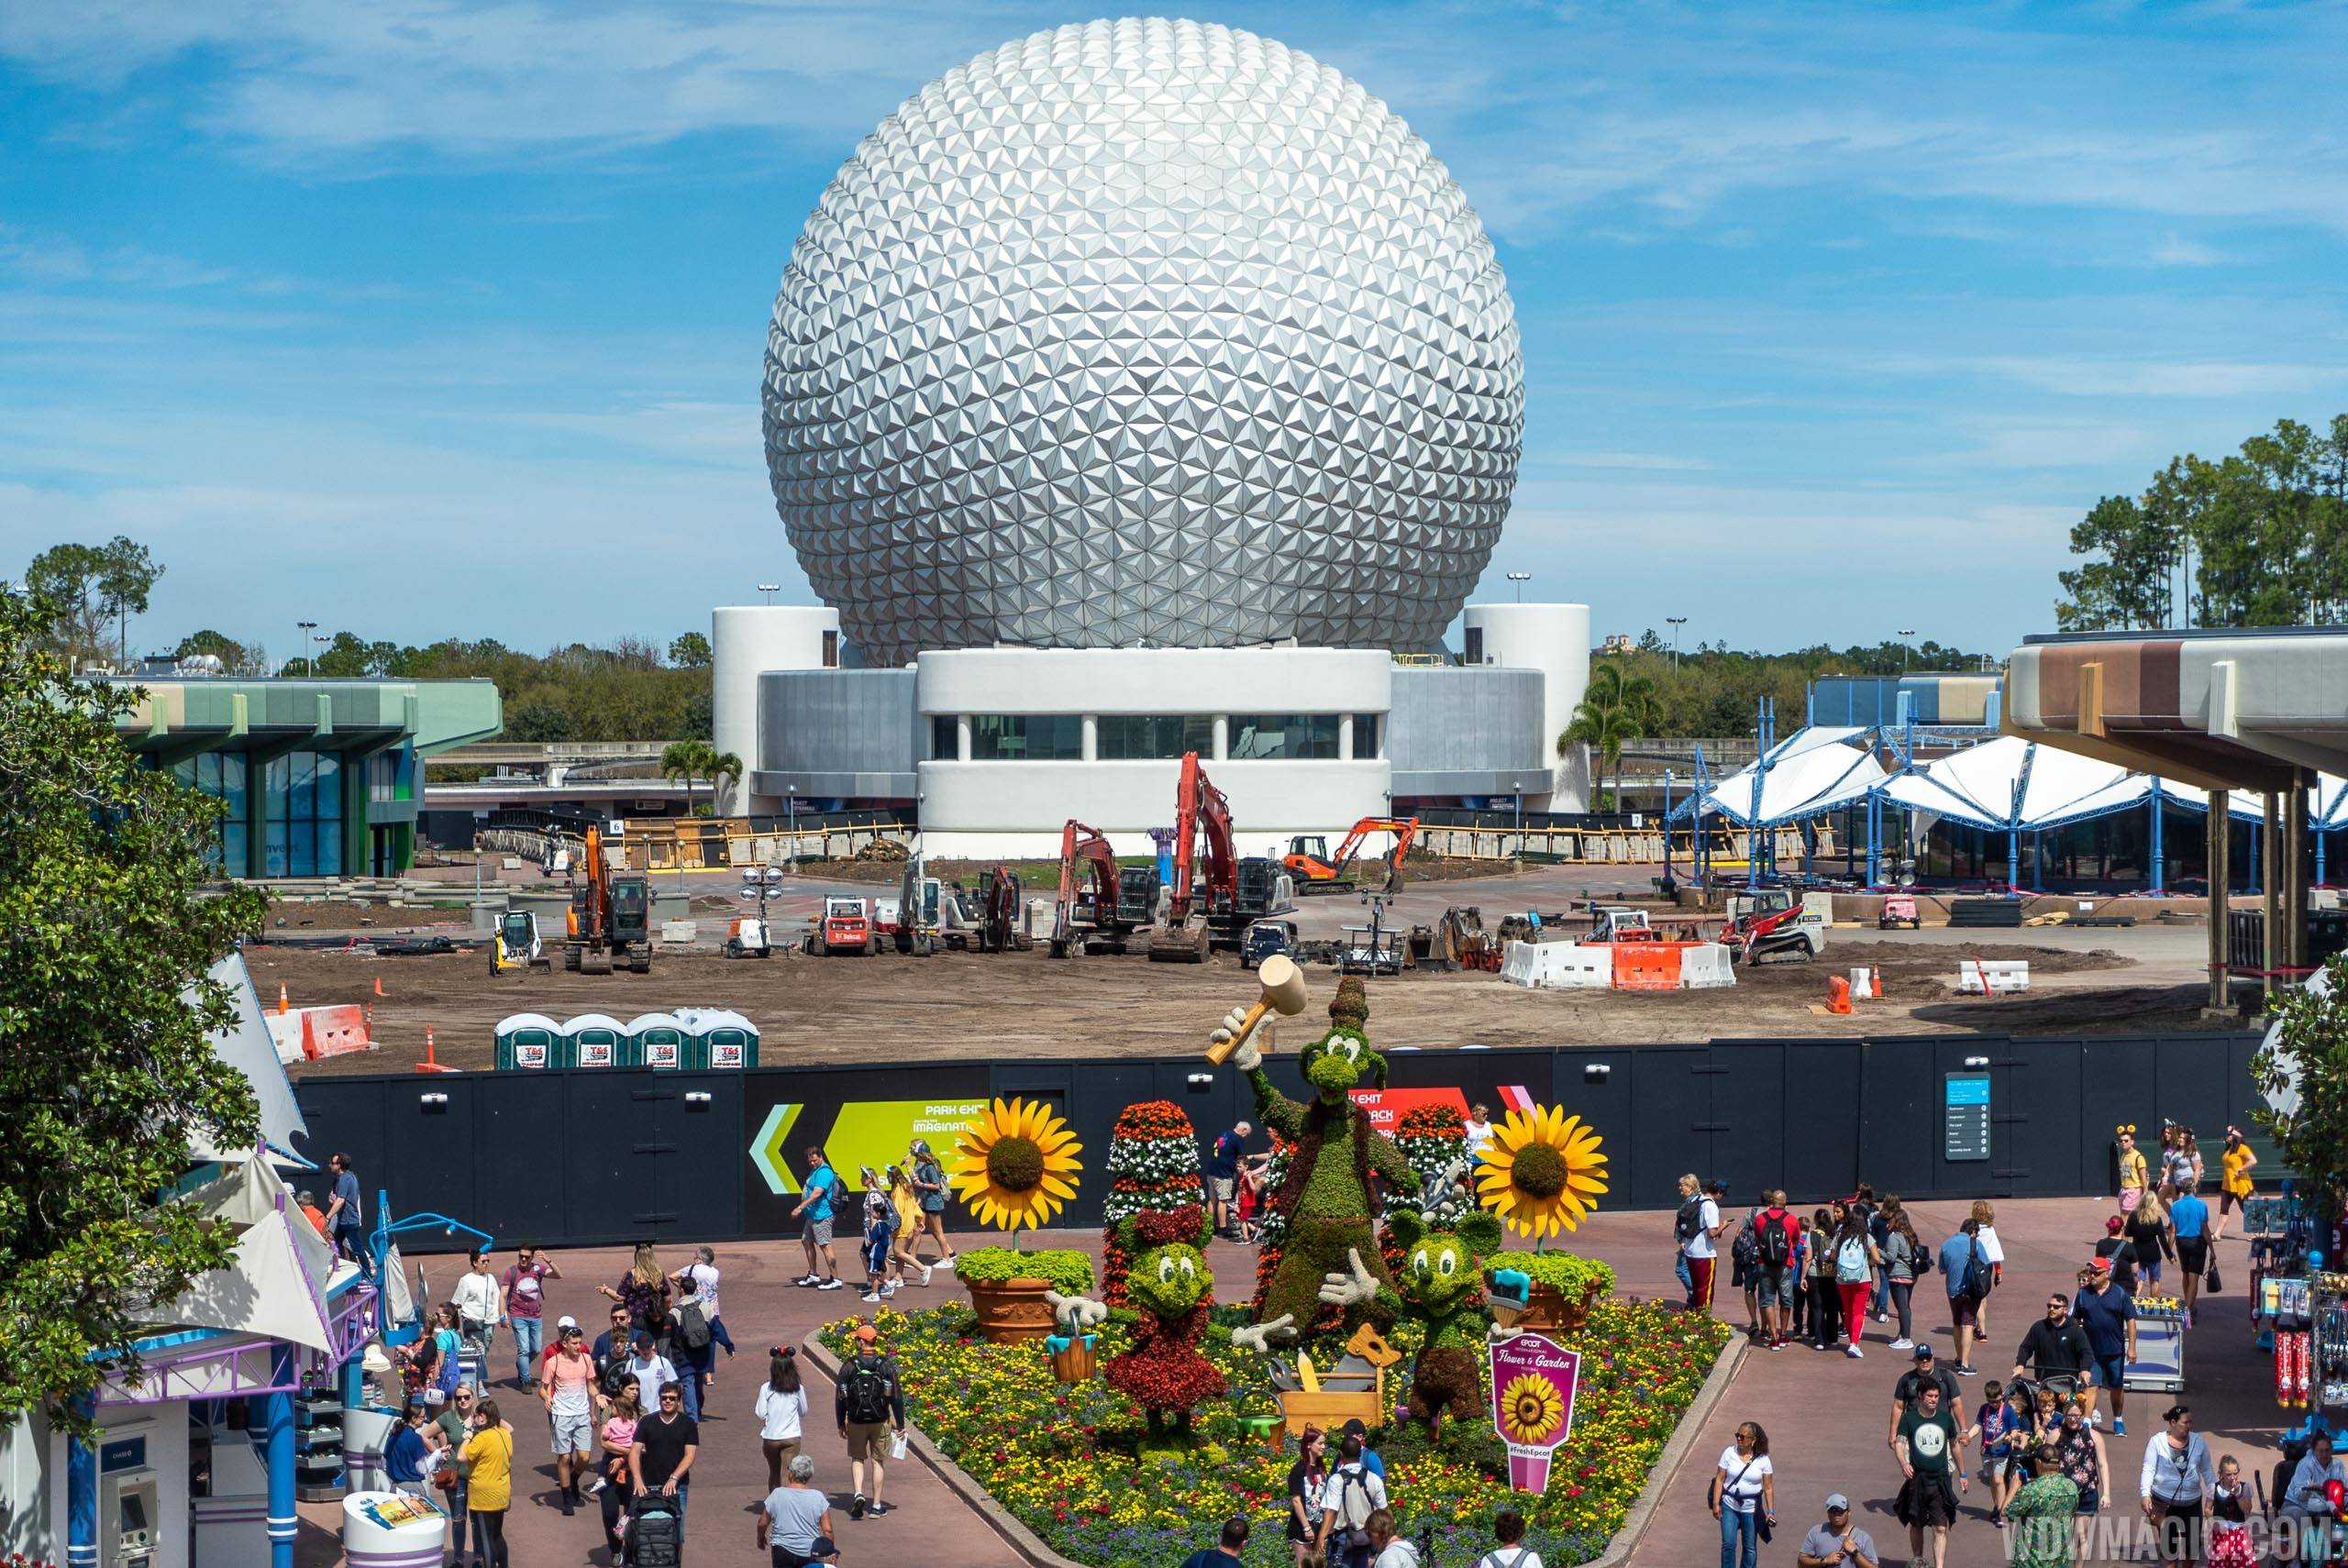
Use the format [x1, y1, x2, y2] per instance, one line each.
[948, 1097, 1085, 1231]
[1498, 1372, 1565, 1445]
[1476, 1104, 1607, 1238]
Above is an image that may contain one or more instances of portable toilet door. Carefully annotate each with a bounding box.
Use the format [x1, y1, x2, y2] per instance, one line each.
[565, 1012, 631, 1069]
[494, 1012, 565, 1071]
[627, 1011, 688, 1071]
[673, 1007, 759, 1070]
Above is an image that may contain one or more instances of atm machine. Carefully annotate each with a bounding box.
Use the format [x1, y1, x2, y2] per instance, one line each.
[96, 1434, 159, 1568]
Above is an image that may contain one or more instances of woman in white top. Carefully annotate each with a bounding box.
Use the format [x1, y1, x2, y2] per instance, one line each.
[1472, 1507, 1544, 1568]
[1969, 1200, 2003, 1342]
[453, 1248, 503, 1343]
[1710, 1420, 1775, 1568]
[753, 1348, 810, 1490]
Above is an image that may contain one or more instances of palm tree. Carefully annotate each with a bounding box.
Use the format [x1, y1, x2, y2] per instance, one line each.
[1556, 660, 1656, 811]
[709, 749, 743, 816]
[660, 739, 720, 816]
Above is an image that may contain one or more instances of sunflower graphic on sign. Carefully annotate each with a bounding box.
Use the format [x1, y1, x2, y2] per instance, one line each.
[1489, 1331, 1581, 1493]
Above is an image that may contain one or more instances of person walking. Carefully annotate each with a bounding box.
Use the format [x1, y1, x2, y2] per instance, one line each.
[2214, 1127, 2258, 1245]
[670, 1245, 735, 1390]
[1976, 1378, 2026, 1526]
[1806, 1207, 1842, 1350]
[1319, 1432, 1388, 1568]
[1890, 1380, 1966, 1568]
[323, 1153, 369, 1275]
[858, 1167, 899, 1304]
[2139, 1403, 2212, 1565]
[433, 1385, 475, 1562]
[1793, 1494, 1878, 1568]
[2171, 1180, 2211, 1322]
[1831, 1205, 1879, 1358]
[1877, 1207, 1923, 1349]
[1206, 1120, 1253, 1240]
[629, 1381, 701, 1533]
[1934, 1218, 1991, 1375]
[1969, 1200, 2004, 1341]
[885, 1166, 929, 1286]
[835, 1321, 906, 1519]
[792, 1147, 846, 1290]
[499, 1245, 558, 1390]
[2127, 1189, 2176, 1290]
[1462, 1104, 1495, 1165]
[909, 1138, 956, 1269]
[1709, 1419, 1775, 1568]
[540, 1320, 597, 1513]
[2072, 1259, 2138, 1433]
[2093, 1215, 2139, 1295]
[757, 1452, 839, 1568]
[593, 1385, 641, 1558]
[756, 1348, 809, 1490]
[459, 1397, 515, 1568]
[2048, 1396, 2110, 1515]
[1888, 1344, 1966, 1455]
[1676, 1174, 1724, 1312]
[454, 1247, 503, 1353]
[1472, 1507, 1545, 1568]
[1729, 1206, 1764, 1341]
[2011, 1291, 2094, 1404]
[1754, 1190, 1800, 1351]
[2004, 1451, 2082, 1567]
[597, 1243, 675, 1349]
[2209, 1455, 2256, 1568]
[1285, 1426, 1331, 1568]
[621, 1331, 679, 1415]
[2115, 1128, 2149, 1212]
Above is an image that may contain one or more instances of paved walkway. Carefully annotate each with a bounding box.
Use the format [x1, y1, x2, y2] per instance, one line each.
[298, 1198, 2279, 1566]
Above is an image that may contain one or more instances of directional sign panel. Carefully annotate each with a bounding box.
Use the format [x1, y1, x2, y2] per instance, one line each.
[1944, 1072, 1991, 1163]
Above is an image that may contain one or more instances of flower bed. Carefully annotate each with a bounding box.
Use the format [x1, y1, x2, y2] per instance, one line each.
[819, 1293, 1729, 1568]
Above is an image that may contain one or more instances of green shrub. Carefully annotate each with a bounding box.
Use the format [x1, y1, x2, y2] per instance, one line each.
[1486, 1251, 1615, 1298]
[955, 1245, 1095, 1295]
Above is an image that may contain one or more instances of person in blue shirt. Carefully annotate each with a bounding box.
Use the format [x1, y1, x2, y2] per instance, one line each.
[1340, 1418, 1387, 1481]
[1204, 1121, 1252, 1240]
[791, 1148, 845, 1291]
[2171, 1179, 2211, 1324]
[384, 1404, 434, 1497]
[2072, 1257, 2138, 1434]
[1934, 1219, 1989, 1375]
[323, 1153, 371, 1278]
[1180, 1517, 1251, 1568]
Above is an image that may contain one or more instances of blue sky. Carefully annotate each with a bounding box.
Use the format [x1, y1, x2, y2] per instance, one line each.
[4, 1, 2345, 662]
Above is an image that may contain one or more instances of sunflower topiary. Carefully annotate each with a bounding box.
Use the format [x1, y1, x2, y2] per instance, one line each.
[1475, 1104, 1608, 1241]
[949, 1097, 1084, 1233]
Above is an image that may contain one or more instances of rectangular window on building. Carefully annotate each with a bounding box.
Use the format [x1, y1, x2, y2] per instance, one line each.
[1094, 714, 1216, 759]
[1353, 714, 1380, 761]
[822, 630, 839, 669]
[931, 715, 958, 760]
[263, 750, 341, 877]
[1465, 627, 1484, 665]
[969, 715, 1084, 760]
[1228, 714, 1342, 760]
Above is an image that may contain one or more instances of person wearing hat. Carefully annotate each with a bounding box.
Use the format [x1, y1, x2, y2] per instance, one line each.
[1794, 1493, 1878, 1567]
[835, 1320, 906, 1519]
[1891, 1379, 1966, 1568]
[2071, 1258, 2137, 1433]
[1888, 1343, 1965, 1453]
[624, 1328, 680, 1415]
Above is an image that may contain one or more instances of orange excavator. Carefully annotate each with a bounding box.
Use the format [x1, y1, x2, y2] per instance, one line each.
[1153, 752, 1239, 964]
[1049, 820, 1142, 957]
[563, 823, 654, 974]
[1284, 816, 1421, 895]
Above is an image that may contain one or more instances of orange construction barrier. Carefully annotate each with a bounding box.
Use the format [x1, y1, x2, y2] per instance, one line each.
[1826, 975, 1853, 1014]
[1612, 944, 1683, 991]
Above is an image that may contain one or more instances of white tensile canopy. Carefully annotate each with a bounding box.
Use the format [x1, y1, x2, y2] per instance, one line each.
[1877, 735, 2154, 834]
[1697, 727, 1888, 827]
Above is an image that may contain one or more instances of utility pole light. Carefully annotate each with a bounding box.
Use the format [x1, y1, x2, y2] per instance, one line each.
[1899, 628, 1916, 671]
[1666, 615, 1687, 672]
[294, 621, 316, 677]
[757, 583, 781, 604]
[1506, 571, 1531, 603]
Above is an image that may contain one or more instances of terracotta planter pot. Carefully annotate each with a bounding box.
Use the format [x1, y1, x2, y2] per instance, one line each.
[1507, 1278, 1604, 1333]
[966, 1276, 1057, 1343]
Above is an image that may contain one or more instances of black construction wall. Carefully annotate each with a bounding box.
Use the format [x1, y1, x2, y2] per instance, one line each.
[295, 1032, 2265, 1253]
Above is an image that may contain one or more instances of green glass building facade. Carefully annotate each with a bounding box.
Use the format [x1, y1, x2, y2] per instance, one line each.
[112, 677, 502, 878]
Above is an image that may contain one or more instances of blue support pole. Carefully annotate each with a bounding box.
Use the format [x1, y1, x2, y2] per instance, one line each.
[266, 1346, 296, 1568]
[65, 1395, 96, 1568]
[2320, 829, 2330, 888]
[2149, 779, 2165, 893]
[1663, 769, 1675, 887]
[1866, 790, 1881, 888]
[1747, 697, 1767, 891]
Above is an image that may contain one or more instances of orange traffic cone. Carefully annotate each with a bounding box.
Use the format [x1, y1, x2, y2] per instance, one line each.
[413, 1024, 455, 1074]
[277, 982, 290, 1015]
[372, 974, 384, 999]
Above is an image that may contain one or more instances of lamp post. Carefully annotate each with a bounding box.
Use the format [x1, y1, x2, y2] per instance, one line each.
[1898, 629, 1916, 670]
[757, 582, 781, 604]
[786, 784, 798, 874]
[1506, 571, 1531, 603]
[1511, 777, 1523, 855]
[1666, 615, 1687, 671]
[294, 621, 316, 677]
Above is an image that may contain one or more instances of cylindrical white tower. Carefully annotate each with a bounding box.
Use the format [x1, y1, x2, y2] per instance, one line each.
[1460, 603, 1592, 811]
[711, 605, 840, 814]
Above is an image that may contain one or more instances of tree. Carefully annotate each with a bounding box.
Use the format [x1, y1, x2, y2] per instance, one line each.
[95, 536, 161, 668]
[2055, 494, 2173, 631]
[660, 738, 736, 816]
[174, 629, 249, 673]
[0, 583, 262, 1435]
[314, 631, 371, 678]
[709, 748, 743, 815]
[668, 632, 712, 668]
[2254, 954, 2348, 1214]
[23, 542, 110, 668]
[1556, 661, 1654, 809]
[506, 702, 578, 743]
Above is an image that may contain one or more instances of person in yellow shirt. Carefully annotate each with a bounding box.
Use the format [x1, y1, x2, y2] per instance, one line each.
[886, 1165, 929, 1286]
[2214, 1127, 2259, 1244]
[459, 1399, 515, 1568]
[2116, 1130, 2148, 1211]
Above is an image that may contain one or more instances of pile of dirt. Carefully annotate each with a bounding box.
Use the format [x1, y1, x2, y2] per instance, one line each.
[265, 898, 475, 931]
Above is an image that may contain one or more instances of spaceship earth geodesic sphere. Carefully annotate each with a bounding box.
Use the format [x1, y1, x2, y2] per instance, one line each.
[761, 17, 1523, 665]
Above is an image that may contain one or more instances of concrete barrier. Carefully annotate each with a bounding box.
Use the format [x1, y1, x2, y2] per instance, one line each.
[1680, 944, 1736, 988]
[266, 1005, 373, 1065]
[1957, 958, 2030, 994]
[1501, 940, 1613, 988]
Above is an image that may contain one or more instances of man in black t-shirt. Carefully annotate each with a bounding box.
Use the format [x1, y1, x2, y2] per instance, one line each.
[1886, 1342, 1965, 1452]
[2010, 1291, 2093, 1393]
[630, 1383, 700, 1532]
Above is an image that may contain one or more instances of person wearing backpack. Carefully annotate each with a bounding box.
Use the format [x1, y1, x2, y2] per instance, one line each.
[1675, 1174, 1725, 1313]
[1877, 1208, 1925, 1350]
[1831, 1208, 1880, 1359]
[1472, 1507, 1545, 1568]
[1754, 1190, 1800, 1351]
[1935, 1218, 1991, 1376]
[1317, 1431, 1390, 1568]
[1730, 1209, 1765, 1341]
[834, 1321, 906, 1520]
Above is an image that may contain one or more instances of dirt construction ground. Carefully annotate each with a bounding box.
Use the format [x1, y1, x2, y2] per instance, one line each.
[262, 862, 2236, 1076]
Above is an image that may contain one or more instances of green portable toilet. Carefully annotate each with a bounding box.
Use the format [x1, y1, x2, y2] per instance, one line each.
[494, 1012, 564, 1071]
[565, 1012, 630, 1069]
[674, 1007, 759, 1070]
[627, 1011, 688, 1071]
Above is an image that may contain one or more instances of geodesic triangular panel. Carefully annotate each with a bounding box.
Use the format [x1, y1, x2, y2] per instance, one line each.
[762, 17, 1523, 664]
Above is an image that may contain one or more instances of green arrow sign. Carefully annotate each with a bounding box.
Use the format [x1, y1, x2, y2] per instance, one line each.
[749, 1102, 804, 1196]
